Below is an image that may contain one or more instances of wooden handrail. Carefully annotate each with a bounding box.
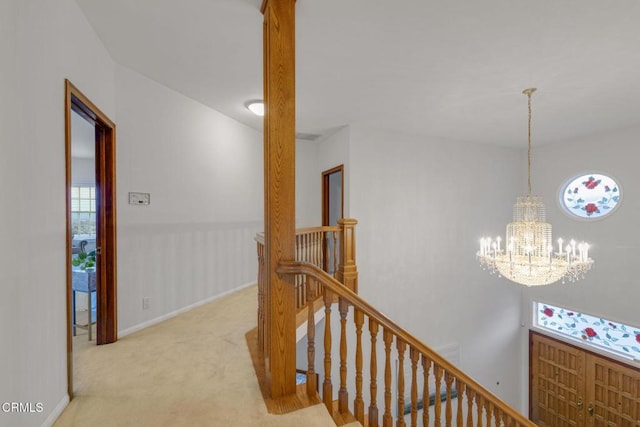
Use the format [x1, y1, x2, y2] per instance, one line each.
[277, 261, 535, 426]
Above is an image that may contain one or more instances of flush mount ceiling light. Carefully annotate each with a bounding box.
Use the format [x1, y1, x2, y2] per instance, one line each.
[245, 100, 264, 116]
[476, 88, 594, 286]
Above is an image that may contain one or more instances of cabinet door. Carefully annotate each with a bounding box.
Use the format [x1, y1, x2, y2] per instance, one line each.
[531, 333, 586, 426]
[586, 354, 640, 426]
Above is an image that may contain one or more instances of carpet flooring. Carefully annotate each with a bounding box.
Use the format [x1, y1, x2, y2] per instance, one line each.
[54, 285, 351, 427]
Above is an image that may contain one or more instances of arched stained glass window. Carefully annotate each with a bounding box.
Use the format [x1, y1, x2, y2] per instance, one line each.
[560, 173, 621, 219]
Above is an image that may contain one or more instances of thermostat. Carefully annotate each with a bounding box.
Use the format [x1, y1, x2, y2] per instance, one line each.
[129, 192, 150, 205]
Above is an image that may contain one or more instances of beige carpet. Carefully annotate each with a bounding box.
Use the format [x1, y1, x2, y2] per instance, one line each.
[55, 285, 355, 427]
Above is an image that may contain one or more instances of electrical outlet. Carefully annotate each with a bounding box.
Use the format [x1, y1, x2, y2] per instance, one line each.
[142, 297, 151, 310]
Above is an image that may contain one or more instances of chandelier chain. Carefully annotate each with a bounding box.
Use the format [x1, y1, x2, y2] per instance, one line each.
[524, 88, 536, 194]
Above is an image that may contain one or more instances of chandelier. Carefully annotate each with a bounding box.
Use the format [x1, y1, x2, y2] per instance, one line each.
[477, 88, 594, 286]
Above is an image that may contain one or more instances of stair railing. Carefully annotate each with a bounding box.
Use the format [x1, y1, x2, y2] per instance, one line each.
[277, 261, 535, 427]
[256, 219, 358, 360]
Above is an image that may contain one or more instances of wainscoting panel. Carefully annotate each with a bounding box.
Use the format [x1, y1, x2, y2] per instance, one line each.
[117, 221, 263, 334]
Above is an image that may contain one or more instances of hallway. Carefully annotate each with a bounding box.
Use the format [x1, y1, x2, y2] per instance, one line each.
[55, 285, 340, 426]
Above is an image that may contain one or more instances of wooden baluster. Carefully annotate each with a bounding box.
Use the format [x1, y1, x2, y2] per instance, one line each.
[260, 240, 271, 359]
[383, 329, 393, 427]
[296, 234, 306, 310]
[306, 283, 317, 396]
[323, 289, 333, 412]
[306, 233, 310, 262]
[256, 241, 265, 353]
[323, 230, 329, 273]
[303, 274, 308, 308]
[295, 233, 300, 261]
[332, 230, 338, 277]
[476, 395, 483, 427]
[295, 234, 301, 309]
[409, 347, 419, 427]
[455, 379, 463, 427]
[422, 355, 431, 427]
[396, 339, 406, 427]
[445, 372, 453, 426]
[354, 309, 365, 423]
[465, 387, 474, 427]
[505, 413, 513, 427]
[296, 274, 301, 310]
[294, 274, 298, 309]
[434, 364, 443, 426]
[303, 272, 307, 308]
[336, 218, 358, 293]
[316, 231, 321, 268]
[485, 401, 492, 427]
[493, 406, 500, 427]
[318, 231, 322, 268]
[338, 297, 349, 414]
[369, 319, 380, 427]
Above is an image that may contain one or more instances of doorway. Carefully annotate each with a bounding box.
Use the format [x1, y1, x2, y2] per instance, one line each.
[530, 331, 640, 425]
[65, 80, 118, 398]
[322, 165, 344, 274]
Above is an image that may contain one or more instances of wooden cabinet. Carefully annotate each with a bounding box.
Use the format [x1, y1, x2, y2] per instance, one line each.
[530, 331, 640, 426]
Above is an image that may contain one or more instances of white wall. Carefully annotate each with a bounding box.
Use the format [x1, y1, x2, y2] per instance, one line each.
[0, 0, 116, 425]
[115, 65, 264, 333]
[0, 0, 20, 422]
[520, 127, 640, 405]
[296, 140, 320, 227]
[348, 125, 526, 409]
[317, 126, 351, 218]
[0, 2, 270, 424]
[524, 127, 640, 325]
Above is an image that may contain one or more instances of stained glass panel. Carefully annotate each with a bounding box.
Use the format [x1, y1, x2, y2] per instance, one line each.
[535, 301, 640, 360]
[560, 173, 621, 219]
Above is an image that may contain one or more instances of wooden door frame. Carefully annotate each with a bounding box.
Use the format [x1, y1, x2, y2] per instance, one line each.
[65, 79, 118, 398]
[321, 164, 344, 226]
[321, 165, 344, 274]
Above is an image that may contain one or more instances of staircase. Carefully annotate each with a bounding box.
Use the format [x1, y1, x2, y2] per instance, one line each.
[254, 221, 536, 427]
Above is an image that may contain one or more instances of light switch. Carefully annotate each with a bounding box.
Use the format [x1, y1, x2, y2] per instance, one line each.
[129, 192, 150, 205]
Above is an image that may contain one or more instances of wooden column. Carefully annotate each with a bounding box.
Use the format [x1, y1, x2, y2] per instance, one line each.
[336, 218, 358, 293]
[261, 0, 297, 399]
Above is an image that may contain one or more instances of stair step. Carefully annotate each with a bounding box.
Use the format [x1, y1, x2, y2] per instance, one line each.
[331, 399, 359, 426]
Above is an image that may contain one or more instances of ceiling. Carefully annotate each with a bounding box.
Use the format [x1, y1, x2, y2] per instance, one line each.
[74, 0, 640, 147]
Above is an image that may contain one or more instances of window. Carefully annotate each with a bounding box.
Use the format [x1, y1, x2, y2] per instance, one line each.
[535, 301, 640, 360]
[71, 186, 96, 235]
[559, 173, 621, 219]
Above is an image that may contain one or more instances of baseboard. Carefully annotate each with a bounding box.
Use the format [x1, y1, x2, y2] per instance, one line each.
[41, 394, 69, 427]
[119, 282, 257, 338]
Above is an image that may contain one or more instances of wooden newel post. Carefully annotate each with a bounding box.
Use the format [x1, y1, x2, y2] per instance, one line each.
[261, 0, 297, 399]
[336, 218, 358, 293]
